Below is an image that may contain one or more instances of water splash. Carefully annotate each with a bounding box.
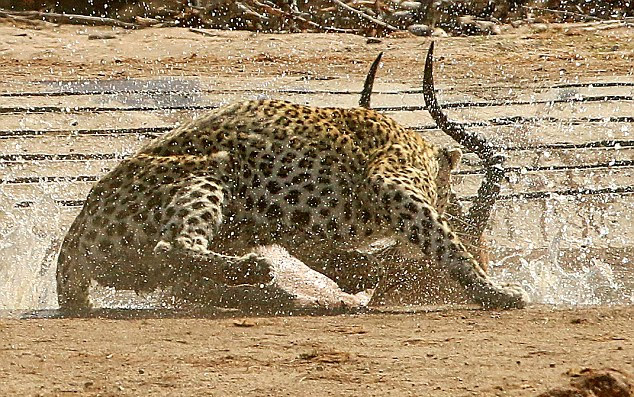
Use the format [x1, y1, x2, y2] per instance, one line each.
[493, 231, 632, 306]
[0, 189, 176, 311]
[1, 190, 632, 312]
[0, 193, 61, 311]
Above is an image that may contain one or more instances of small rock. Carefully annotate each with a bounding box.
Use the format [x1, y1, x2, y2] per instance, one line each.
[407, 24, 431, 36]
[532, 23, 549, 33]
[475, 20, 493, 30]
[538, 368, 634, 397]
[366, 38, 382, 44]
[390, 11, 415, 26]
[431, 27, 448, 37]
[572, 368, 633, 396]
[233, 319, 256, 327]
[564, 29, 582, 36]
[456, 16, 501, 36]
[510, 20, 524, 28]
[457, 15, 476, 25]
[399, 1, 422, 10]
[475, 20, 500, 35]
[457, 15, 479, 35]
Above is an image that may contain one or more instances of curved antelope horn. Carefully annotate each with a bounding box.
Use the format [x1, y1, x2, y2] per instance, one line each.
[423, 42, 498, 161]
[359, 51, 383, 109]
[423, 42, 506, 238]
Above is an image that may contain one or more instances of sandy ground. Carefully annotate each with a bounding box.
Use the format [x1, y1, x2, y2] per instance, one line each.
[0, 306, 632, 396]
[0, 20, 632, 89]
[1, 18, 633, 396]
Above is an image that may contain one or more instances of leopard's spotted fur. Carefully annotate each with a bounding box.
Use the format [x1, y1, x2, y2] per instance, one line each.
[56, 99, 528, 313]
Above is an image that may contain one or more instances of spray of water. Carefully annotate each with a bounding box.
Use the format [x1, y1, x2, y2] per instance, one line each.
[494, 246, 631, 307]
[0, 187, 631, 313]
[0, 192, 61, 311]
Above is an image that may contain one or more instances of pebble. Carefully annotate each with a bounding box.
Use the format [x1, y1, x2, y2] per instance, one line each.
[457, 15, 476, 25]
[407, 24, 431, 36]
[391, 11, 415, 26]
[399, 1, 422, 10]
[456, 16, 501, 35]
[457, 15, 479, 34]
[432, 27, 448, 37]
[475, 20, 501, 35]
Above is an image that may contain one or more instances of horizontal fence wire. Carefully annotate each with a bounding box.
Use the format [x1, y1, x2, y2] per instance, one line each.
[0, 95, 631, 114]
[2, 80, 632, 208]
[0, 79, 631, 97]
[2, 159, 633, 182]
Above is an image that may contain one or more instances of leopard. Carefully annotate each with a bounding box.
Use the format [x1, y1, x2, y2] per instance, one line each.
[56, 67, 529, 316]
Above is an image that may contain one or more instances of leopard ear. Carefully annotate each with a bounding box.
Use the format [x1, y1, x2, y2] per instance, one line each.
[445, 148, 462, 170]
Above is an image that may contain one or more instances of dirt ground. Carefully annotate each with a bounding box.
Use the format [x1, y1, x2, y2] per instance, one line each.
[0, 20, 632, 89]
[0, 307, 631, 396]
[1, 18, 633, 396]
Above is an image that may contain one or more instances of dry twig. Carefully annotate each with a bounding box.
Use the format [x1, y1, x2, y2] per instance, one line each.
[520, 5, 602, 21]
[330, 0, 398, 31]
[188, 27, 220, 37]
[582, 21, 633, 30]
[246, 0, 360, 33]
[236, 1, 270, 21]
[0, 13, 54, 27]
[0, 9, 140, 29]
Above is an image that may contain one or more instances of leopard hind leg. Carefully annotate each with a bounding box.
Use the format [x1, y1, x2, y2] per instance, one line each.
[56, 220, 92, 316]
